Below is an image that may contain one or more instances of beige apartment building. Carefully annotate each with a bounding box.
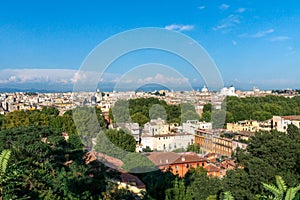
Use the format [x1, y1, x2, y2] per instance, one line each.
[226, 120, 260, 132]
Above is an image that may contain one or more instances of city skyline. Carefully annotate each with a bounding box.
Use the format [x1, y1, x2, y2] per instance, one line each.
[0, 0, 300, 91]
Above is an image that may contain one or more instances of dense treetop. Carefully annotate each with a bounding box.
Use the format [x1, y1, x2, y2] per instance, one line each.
[225, 95, 300, 121]
[110, 97, 199, 126]
[0, 106, 139, 199]
[201, 95, 300, 127]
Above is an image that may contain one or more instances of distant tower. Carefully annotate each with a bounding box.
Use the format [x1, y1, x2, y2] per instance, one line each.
[253, 86, 260, 93]
[95, 89, 102, 102]
[201, 85, 208, 93]
[228, 86, 235, 95]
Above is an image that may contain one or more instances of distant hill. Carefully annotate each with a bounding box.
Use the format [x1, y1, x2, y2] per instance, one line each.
[135, 83, 171, 92]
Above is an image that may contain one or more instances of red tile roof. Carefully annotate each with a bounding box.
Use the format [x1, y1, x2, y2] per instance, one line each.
[281, 115, 300, 121]
[120, 173, 146, 189]
[204, 164, 220, 172]
[173, 154, 203, 164]
[146, 152, 205, 166]
[146, 152, 180, 166]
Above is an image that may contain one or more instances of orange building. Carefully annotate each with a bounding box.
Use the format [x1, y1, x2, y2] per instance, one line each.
[170, 154, 208, 177]
[204, 164, 221, 177]
[146, 152, 207, 177]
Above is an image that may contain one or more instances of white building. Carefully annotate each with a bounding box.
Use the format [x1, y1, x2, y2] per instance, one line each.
[141, 133, 194, 152]
[272, 115, 300, 132]
[182, 120, 212, 134]
[220, 86, 237, 96]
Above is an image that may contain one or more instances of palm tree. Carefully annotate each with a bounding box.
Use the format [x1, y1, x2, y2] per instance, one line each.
[223, 191, 235, 200]
[261, 175, 300, 200]
[0, 149, 11, 199]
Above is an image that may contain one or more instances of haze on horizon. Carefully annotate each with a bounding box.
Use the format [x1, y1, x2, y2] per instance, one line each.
[0, 0, 299, 91]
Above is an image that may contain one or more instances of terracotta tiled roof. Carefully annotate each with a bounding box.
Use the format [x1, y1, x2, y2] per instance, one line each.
[173, 154, 202, 164]
[205, 152, 218, 158]
[225, 159, 236, 166]
[146, 152, 181, 166]
[120, 173, 146, 189]
[146, 152, 206, 166]
[281, 115, 300, 121]
[204, 164, 220, 172]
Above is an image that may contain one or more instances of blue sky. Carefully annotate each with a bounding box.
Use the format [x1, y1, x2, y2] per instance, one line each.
[0, 0, 299, 91]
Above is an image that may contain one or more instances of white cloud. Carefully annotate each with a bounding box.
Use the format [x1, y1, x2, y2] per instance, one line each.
[198, 6, 205, 10]
[252, 29, 274, 38]
[137, 73, 188, 85]
[236, 8, 246, 13]
[165, 24, 194, 32]
[71, 71, 87, 83]
[269, 36, 290, 42]
[8, 76, 17, 82]
[0, 68, 193, 90]
[213, 15, 240, 31]
[0, 69, 77, 84]
[219, 4, 230, 10]
[0, 79, 8, 84]
[240, 29, 275, 38]
[0, 68, 106, 86]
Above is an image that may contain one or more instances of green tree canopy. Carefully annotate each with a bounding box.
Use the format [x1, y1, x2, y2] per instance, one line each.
[149, 104, 167, 120]
[131, 112, 149, 126]
[0, 126, 107, 199]
[112, 100, 132, 123]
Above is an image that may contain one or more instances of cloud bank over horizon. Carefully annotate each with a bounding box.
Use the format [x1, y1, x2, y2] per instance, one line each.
[0, 68, 299, 92]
